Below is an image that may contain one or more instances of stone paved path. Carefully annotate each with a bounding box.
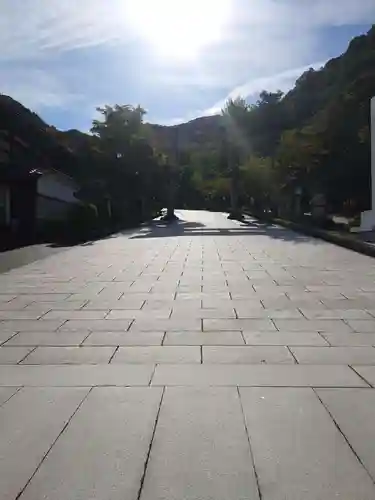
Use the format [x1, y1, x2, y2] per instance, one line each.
[1, 210, 375, 499]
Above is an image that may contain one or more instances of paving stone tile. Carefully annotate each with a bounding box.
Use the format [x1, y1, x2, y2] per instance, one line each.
[88, 295, 145, 310]
[131, 318, 201, 331]
[140, 388, 259, 500]
[83, 331, 164, 346]
[0, 364, 154, 386]
[83, 298, 145, 310]
[171, 308, 236, 319]
[60, 319, 133, 331]
[0, 331, 19, 345]
[112, 346, 200, 364]
[317, 388, 375, 482]
[41, 310, 108, 320]
[235, 308, 303, 319]
[0, 310, 48, 320]
[176, 292, 230, 301]
[142, 300, 175, 310]
[229, 291, 260, 299]
[203, 318, 276, 331]
[301, 309, 373, 320]
[281, 300, 328, 310]
[274, 319, 354, 333]
[6, 294, 72, 302]
[203, 346, 295, 364]
[169, 300, 203, 310]
[5, 331, 90, 347]
[322, 333, 375, 346]
[322, 298, 375, 309]
[0, 295, 17, 302]
[66, 293, 106, 302]
[352, 366, 375, 387]
[239, 388, 375, 499]
[0, 387, 19, 406]
[21, 346, 116, 365]
[230, 299, 264, 310]
[0, 387, 89, 499]
[291, 346, 375, 364]
[0, 347, 34, 364]
[164, 331, 245, 345]
[243, 331, 328, 346]
[364, 309, 375, 319]
[202, 298, 234, 309]
[0, 320, 66, 332]
[151, 364, 367, 387]
[178, 285, 202, 293]
[0, 300, 33, 310]
[346, 320, 375, 333]
[106, 309, 171, 320]
[25, 301, 87, 311]
[20, 388, 163, 500]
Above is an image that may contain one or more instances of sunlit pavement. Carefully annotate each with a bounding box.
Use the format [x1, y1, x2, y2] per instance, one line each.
[1, 209, 375, 499]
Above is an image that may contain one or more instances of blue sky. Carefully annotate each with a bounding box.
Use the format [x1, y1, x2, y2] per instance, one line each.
[0, 0, 374, 130]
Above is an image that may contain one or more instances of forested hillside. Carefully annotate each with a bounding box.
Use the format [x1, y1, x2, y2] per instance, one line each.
[170, 25, 375, 215]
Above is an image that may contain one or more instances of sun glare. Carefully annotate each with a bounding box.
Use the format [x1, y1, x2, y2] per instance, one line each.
[127, 0, 231, 60]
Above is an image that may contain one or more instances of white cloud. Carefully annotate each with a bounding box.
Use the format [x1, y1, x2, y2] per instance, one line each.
[0, 1, 130, 61]
[158, 61, 326, 124]
[0, 0, 373, 62]
[0, 67, 82, 111]
[204, 60, 327, 115]
[0, 0, 373, 121]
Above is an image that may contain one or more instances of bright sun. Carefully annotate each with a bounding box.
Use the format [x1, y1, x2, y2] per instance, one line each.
[127, 0, 231, 60]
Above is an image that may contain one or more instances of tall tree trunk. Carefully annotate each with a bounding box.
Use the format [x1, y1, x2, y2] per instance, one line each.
[228, 146, 242, 220]
[167, 175, 175, 219]
[165, 127, 179, 220]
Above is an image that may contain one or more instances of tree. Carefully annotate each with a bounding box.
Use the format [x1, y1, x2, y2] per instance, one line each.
[89, 104, 164, 223]
[241, 156, 277, 212]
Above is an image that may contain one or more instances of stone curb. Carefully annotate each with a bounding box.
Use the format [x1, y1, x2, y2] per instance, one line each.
[248, 213, 375, 259]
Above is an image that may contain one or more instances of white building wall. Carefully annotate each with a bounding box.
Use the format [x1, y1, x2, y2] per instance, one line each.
[37, 172, 78, 204]
[36, 171, 80, 222]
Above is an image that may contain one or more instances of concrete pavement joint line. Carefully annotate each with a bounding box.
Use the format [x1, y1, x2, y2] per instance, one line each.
[239, 331, 246, 344]
[298, 307, 308, 319]
[18, 346, 37, 364]
[108, 346, 119, 364]
[161, 332, 167, 346]
[317, 332, 331, 346]
[237, 386, 263, 500]
[312, 387, 375, 486]
[286, 346, 299, 364]
[15, 387, 93, 500]
[79, 331, 93, 347]
[349, 365, 374, 388]
[270, 318, 278, 331]
[0, 386, 22, 408]
[149, 364, 158, 386]
[136, 386, 165, 500]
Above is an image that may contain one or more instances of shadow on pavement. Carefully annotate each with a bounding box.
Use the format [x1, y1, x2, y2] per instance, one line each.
[130, 217, 322, 244]
[0, 244, 70, 274]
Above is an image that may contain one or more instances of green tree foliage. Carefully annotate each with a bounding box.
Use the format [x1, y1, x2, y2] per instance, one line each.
[221, 97, 251, 218]
[176, 25, 375, 217]
[87, 104, 165, 223]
